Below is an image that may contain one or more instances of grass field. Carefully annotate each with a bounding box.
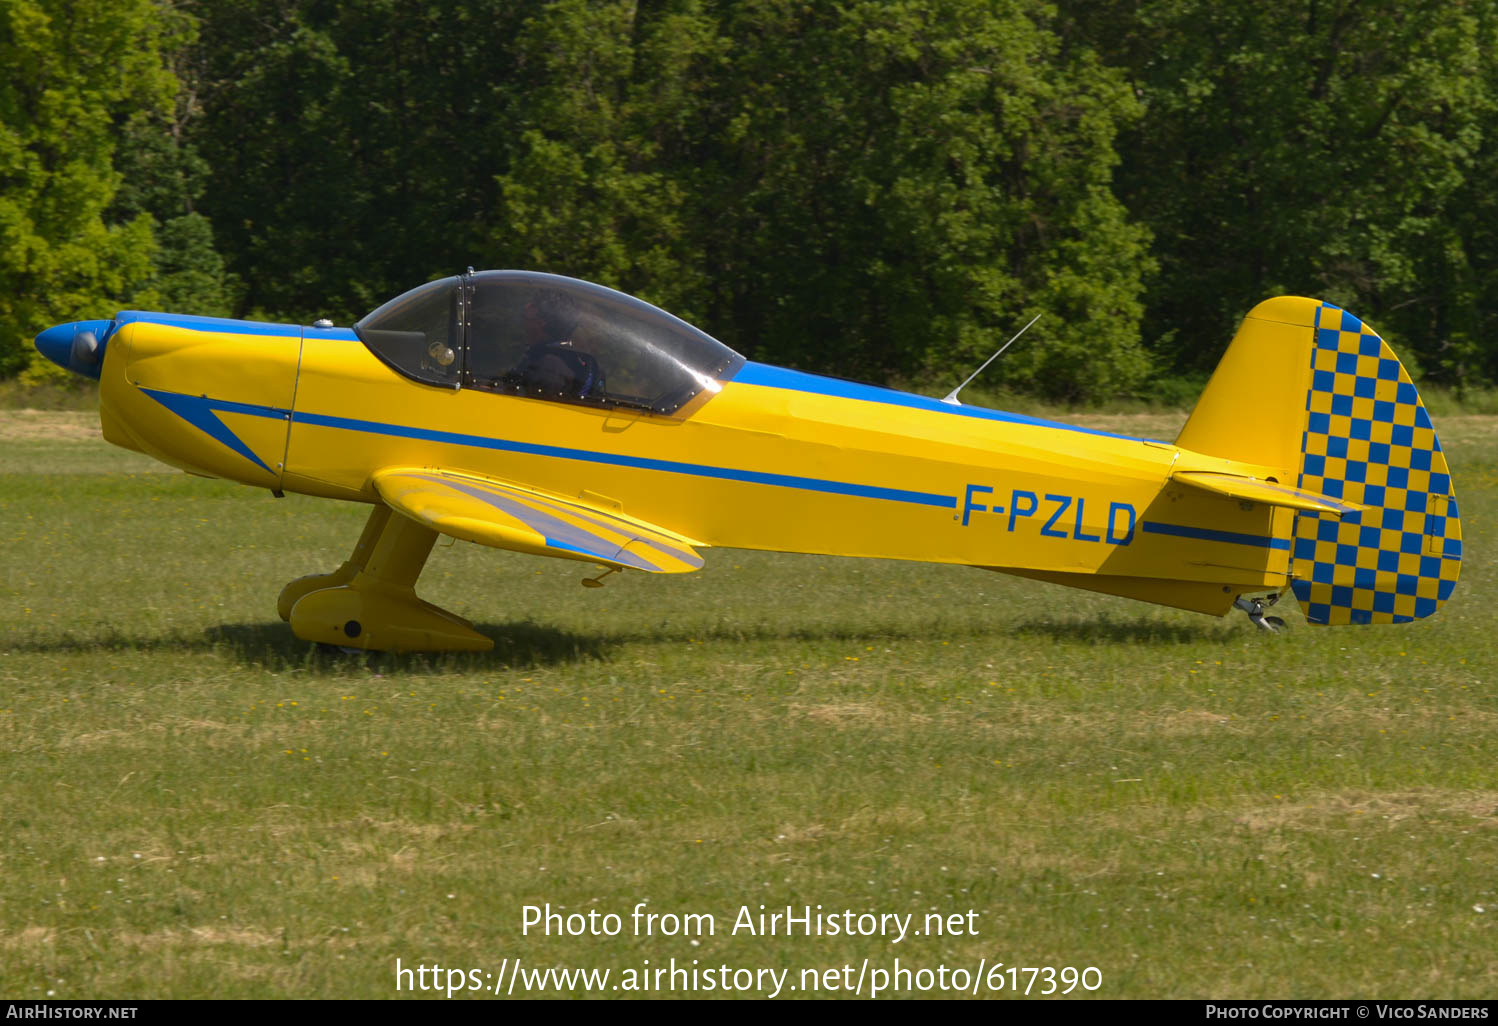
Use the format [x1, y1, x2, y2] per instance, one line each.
[1, 409, 1494, 1000]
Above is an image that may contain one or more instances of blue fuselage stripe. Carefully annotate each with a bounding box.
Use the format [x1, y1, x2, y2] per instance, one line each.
[144, 389, 1290, 551]
[1140, 520, 1292, 551]
[292, 410, 958, 509]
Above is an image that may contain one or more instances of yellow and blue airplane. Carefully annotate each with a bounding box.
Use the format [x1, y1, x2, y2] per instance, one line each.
[34, 270, 1461, 651]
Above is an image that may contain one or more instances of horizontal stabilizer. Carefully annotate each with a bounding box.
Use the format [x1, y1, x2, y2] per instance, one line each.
[1171, 471, 1364, 517]
[373, 468, 704, 573]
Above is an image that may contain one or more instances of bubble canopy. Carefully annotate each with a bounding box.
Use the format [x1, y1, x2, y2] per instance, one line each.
[353, 270, 744, 415]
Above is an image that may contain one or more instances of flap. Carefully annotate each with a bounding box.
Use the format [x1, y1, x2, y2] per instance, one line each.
[373, 468, 704, 573]
[1171, 470, 1364, 516]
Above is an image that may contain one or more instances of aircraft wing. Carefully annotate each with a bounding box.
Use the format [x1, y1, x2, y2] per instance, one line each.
[1170, 470, 1364, 516]
[372, 468, 705, 573]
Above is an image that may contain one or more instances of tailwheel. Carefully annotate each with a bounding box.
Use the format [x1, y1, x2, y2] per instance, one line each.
[1234, 592, 1287, 632]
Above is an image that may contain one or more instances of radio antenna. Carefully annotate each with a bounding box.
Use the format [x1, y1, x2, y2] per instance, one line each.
[941, 313, 1041, 406]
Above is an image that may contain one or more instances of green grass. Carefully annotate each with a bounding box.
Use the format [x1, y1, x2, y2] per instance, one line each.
[1, 412, 1495, 999]
[0, 379, 100, 412]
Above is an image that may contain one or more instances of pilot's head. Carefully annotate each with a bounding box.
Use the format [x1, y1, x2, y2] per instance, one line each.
[524, 290, 582, 345]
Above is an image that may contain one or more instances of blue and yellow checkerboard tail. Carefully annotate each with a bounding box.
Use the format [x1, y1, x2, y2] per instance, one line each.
[1290, 303, 1462, 625]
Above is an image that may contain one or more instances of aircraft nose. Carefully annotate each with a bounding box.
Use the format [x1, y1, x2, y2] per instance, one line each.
[34, 319, 114, 380]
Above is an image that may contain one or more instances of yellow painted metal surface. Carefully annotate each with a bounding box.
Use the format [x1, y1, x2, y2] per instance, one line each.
[283, 333, 1287, 596]
[100, 314, 299, 489]
[1176, 297, 1318, 476]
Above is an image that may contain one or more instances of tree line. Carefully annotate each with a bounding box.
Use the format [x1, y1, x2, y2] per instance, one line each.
[4, 0, 1497, 402]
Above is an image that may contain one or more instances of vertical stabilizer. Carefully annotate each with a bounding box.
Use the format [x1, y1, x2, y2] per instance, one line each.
[1177, 298, 1461, 625]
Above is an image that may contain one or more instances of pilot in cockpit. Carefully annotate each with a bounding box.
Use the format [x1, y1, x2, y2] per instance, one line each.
[507, 289, 602, 399]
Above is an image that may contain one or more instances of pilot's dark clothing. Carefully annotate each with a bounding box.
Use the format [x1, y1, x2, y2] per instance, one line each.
[510, 342, 600, 399]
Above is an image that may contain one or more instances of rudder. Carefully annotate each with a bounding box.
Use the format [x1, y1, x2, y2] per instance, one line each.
[1291, 303, 1462, 624]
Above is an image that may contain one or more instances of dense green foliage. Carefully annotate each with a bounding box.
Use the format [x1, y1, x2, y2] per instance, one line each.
[5, 0, 1498, 399]
[0, 0, 180, 377]
[1061, 0, 1498, 387]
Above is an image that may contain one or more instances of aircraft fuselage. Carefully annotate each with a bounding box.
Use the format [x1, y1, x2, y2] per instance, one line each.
[93, 311, 1292, 617]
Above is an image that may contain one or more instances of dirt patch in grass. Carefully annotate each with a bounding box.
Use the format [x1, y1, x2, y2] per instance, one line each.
[0, 926, 57, 951]
[110, 922, 281, 946]
[1157, 708, 1235, 732]
[773, 821, 831, 844]
[112, 925, 370, 951]
[792, 701, 929, 727]
[1228, 789, 1498, 832]
[0, 411, 98, 442]
[59, 718, 273, 752]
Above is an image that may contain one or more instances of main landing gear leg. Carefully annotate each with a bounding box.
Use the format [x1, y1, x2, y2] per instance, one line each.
[282, 504, 493, 653]
[1234, 592, 1287, 632]
[277, 504, 391, 620]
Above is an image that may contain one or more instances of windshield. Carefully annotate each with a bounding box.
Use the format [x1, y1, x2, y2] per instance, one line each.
[352, 276, 461, 388]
